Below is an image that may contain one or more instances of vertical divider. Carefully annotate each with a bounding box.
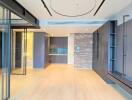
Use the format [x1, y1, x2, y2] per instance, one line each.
[23, 28, 27, 75]
[122, 15, 129, 76]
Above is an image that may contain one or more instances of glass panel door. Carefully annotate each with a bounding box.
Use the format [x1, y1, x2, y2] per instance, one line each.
[11, 29, 27, 75]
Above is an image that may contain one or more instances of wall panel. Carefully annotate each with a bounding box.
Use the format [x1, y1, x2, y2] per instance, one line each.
[93, 22, 110, 81]
[33, 32, 45, 68]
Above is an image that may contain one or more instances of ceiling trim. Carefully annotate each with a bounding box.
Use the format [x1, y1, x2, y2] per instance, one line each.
[40, 19, 106, 26]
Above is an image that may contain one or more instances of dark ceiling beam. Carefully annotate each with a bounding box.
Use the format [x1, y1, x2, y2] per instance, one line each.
[11, 25, 39, 29]
[41, 0, 52, 16]
[94, 0, 106, 16]
[0, 0, 39, 28]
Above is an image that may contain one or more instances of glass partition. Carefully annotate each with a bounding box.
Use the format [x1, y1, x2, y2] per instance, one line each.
[0, 2, 37, 99]
[10, 12, 32, 98]
[0, 5, 11, 100]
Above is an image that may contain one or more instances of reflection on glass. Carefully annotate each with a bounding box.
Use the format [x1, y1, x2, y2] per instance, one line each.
[50, 48, 67, 54]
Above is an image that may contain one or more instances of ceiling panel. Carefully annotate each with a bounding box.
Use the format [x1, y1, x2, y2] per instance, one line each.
[16, 0, 132, 34]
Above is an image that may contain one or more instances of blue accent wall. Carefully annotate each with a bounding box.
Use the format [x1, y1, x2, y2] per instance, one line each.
[33, 32, 45, 68]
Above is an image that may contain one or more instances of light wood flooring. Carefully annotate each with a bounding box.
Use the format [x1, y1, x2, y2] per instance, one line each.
[8, 64, 132, 100]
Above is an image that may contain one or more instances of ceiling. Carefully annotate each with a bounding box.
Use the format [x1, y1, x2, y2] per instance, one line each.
[16, 0, 132, 34]
[16, 0, 132, 19]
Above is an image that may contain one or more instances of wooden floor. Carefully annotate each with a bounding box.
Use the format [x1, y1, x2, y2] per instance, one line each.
[9, 64, 131, 100]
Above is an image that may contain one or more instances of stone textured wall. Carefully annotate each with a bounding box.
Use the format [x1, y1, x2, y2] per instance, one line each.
[74, 33, 93, 69]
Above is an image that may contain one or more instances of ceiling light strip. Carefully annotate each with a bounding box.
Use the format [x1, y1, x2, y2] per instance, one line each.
[41, 0, 52, 16]
[94, 0, 105, 16]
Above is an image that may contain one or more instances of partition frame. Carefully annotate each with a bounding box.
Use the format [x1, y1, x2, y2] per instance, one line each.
[11, 28, 27, 75]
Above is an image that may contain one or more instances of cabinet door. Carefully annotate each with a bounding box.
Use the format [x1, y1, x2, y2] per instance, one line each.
[125, 20, 132, 80]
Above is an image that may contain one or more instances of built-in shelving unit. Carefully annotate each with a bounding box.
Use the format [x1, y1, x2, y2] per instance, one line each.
[108, 21, 117, 72]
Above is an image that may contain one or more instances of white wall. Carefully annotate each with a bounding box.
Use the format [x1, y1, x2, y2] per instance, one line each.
[68, 34, 74, 64]
[110, 3, 132, 25]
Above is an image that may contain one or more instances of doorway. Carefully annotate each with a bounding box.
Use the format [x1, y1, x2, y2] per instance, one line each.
[11, 30, 27, 75]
